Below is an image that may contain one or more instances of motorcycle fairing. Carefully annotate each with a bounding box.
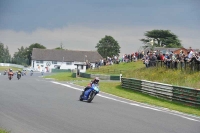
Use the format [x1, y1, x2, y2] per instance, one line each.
[83, 88, 93, 100]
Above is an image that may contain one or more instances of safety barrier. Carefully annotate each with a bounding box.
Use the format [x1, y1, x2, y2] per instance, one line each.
[80, 73, 91, 78]
[79, 72, 120, 80]
[172, 86, 200, 106]
[91, 74, 110, 80]
[110, 75, 120, 80]
[141, 80, 173, 100]
[71, 73, 76, 78]
[121, 77, 200, 106]
[0, 63, 25, 68]
[51, 69, 72, 73]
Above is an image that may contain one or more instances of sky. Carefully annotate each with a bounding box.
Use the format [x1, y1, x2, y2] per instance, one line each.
[0, 0, 200, 56]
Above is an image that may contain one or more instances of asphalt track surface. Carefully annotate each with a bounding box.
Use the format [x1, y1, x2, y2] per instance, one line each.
[0, 73, 200, 133]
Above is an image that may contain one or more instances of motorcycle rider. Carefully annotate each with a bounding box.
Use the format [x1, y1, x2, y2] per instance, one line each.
[8, 68, 13, 77]
[17, 69, 21, 73]
[17, 69, 21, 77]
[41, 69, 44, 75]
[30, 70, 33, 76]
[8, 68, 13, 73]
[82, 77, 100, 94]
[4, 69, 7, 75]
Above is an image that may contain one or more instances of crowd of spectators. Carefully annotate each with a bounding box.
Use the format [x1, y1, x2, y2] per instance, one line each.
[85, 47, 200, 70]
[85, 51, 145, 69]
[142, 48, 200, 68]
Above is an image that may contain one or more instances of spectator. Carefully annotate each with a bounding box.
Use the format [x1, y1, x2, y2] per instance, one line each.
[157, 52, 164, 61]
[164, 52, 171, 68]
[149, 52, 157, 67]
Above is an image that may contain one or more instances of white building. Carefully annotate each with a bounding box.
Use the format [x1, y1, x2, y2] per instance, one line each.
[31, 48, 103, 73]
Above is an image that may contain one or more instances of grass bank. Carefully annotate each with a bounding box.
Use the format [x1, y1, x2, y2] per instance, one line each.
[87, 61, 200, 89]
[0, 66, 22, 71]
[0, 128, 10, 133]
[44, 72, 91, 82]
[87, 61, 144, 75]
[44, 72, 200, 116]
[76, 81, 200, 116]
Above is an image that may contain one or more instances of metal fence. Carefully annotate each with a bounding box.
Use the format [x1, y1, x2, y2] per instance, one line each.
[121, 77, 200, 107]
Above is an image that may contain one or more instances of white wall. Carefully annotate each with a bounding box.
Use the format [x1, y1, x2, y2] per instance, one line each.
[31, 60, 86, 72]
[0, 63, 24, 68]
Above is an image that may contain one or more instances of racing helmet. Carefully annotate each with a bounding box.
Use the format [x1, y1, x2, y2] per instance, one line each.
[94, 77, 99, 84]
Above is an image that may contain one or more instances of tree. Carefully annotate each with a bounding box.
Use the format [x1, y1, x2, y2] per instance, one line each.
[140, 30, 182, 48]
[55, 43, 64, 50]
[13, 43, 46, 65]
[95, 35, 120, 58]
[0, 42, 11, 63]
[13, 46, 29, 65]
[27, 43, 46, 65]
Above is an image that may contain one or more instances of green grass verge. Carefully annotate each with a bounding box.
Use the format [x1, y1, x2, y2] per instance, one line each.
[44, 72, 200, 116]
[0, 128, 10, 133]
[44, 72, 91, 82]
[126, 67, 200, 89]
[86, 61, 144, 75]
[86, 61, 200, 89]
[76, 81, 200, 116]
[0, 66, 23, 71]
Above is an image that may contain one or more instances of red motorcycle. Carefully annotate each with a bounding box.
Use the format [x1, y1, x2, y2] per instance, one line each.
[8, 72, 14, 80]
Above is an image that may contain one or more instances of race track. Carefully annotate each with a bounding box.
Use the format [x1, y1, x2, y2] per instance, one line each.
[0, 73, 200, 133]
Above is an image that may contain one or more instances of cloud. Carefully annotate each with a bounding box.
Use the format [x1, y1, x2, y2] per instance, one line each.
[0, 24, 200, 57]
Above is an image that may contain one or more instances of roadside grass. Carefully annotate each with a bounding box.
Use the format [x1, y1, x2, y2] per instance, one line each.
[0, 128, 10, 133]
[44, 72, 91, 82]
[86, 61, 144, 75]
[87, 61, 200, 89]
[76, 81, 200, 116]
[0, 66, 22, 71]
[126, 67, 200, 89]
[44, 72, 200, 116]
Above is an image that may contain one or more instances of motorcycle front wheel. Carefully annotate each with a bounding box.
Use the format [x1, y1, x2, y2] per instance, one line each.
[79, 93, 83, 101]
[87, 92, 95, 103]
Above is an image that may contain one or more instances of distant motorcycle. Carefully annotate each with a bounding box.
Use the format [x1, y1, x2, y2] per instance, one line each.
[41, 71, 44, 75]
[79, 84, 99, 103]
[17, 72, 21, 80]
[30, 71, 33, 76]
[3, 71, 6, 75]
[8, 72, 13, 80]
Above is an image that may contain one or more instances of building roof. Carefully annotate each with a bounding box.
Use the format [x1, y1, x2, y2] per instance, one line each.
[32, 48, 103, 62]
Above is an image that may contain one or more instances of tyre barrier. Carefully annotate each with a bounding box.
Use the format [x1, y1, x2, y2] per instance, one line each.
[121, 77, 200, 107]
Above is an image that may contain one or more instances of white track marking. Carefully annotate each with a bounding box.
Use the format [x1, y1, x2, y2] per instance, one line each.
[51, 81, 200, 122]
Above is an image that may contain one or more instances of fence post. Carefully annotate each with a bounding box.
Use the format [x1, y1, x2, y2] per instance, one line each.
[120, 74, 122, 82]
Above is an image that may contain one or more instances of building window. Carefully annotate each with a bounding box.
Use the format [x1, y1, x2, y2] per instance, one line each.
[52, 61, 57, 64]
[66, 62, 72, 65]
[36, 60, 43, 63]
